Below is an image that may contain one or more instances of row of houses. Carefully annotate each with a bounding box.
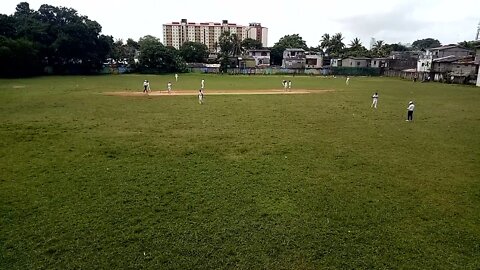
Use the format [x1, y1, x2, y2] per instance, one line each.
[240, 45, 480, 85]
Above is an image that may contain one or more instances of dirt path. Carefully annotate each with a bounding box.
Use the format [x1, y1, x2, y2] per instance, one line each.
[104, 89, 334, 97]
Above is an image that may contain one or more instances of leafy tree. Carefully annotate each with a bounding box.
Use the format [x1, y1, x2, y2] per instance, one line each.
[458, 40, 479, 50]
[371, 40, 388, 57]
[0, 14, 16, 37]
[218, 31, 242, 56]
[217, 32, 244, 70]
[179, 41, 209, 63]
[345, 38, 369, 57]
[125, 38, 139, 66]
[137, 35, 185, 73]
[384, 43, 410, 52]
[412, 38, 441, 50]
[241, 38, 263, 50]
[271, 34, 308, 65]
[0, 37, 41, 76]
[320, 33, 331, 54]
[329, 33, 346, 57]
[0, 2, 112, 76]
[349, 38, 362, 50]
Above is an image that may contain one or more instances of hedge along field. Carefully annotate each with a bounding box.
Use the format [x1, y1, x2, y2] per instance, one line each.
[0, 74, 479, 269]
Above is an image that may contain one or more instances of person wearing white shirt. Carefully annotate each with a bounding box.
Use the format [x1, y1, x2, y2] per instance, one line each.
[201, 79, 205, 89]
[406, 101, 415, 121]
[175, 73, 178, 82]
[346, 76, 350, 85]
[198, 89, 204, 104]
[288, 80, 292, 91]
[167, 82, 172, 93]
[143, 80, 148, 93]
[371, 92, 379, 108]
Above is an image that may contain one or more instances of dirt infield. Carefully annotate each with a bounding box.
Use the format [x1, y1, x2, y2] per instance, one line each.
[104, 89, 334, 97]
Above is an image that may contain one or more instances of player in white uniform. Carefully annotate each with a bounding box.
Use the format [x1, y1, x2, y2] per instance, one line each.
[175, 73, 178, 82]
[346, 76, 350, 85]
[167, 82, 172, 94]
[371, 92, 378, 108]
[143, 80, 148, 93]
[201, 79, 205, 89]
[198, 89, 204, 104]
[288, 80, 292, 91]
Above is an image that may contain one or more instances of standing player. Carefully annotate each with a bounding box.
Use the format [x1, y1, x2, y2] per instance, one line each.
[406, 101, 415, 121]
[201, 79, 205, 89]
[371, 92, 379, 109]
[283, 80, 288, 91]
[175, 73, 178, 82]
[143, 80, 148, 93]
[288, 80, 292, 91]
[346, 76, 350, 85]
[167, 82, 172, 94]
[198, 89, 204, 104]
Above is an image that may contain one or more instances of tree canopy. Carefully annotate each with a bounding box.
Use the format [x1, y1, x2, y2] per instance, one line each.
[271, 34, 308, 65]
[1, 2, 112, 76]
[412, 38, 441, 50]
[137, 35, 185, 73]
[179, 42, 209, 63]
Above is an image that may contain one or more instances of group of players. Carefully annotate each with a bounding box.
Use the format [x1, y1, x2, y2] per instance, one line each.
[143, 74, 204, 104]
[142, 75, 416, 120]
[370, 92, 415, 121]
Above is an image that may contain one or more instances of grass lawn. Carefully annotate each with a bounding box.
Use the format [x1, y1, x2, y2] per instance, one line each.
[1, 74, 479, 269]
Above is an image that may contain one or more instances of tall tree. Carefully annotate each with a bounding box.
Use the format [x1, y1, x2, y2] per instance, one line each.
[458, 40, 479, 50]
[329, 33, 346, 57]
[137, 36, 185, 73]
[320, 33, 331, 54]
[412, 38, 441, 50]
[385, 43, 410, 52]
[218, 32, 242, 56]
[371, 40, 388, 57]
[179, 41, 209, 63]
[346, 38, 368, 57]
[241, 38, 263, 50]
[349, 38, 363, 50]
[271, 34, 308, 65]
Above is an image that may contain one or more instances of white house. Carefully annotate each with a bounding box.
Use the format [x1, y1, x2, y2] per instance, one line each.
[305, 52, 323, 68]
[282, 48, 306, 69]
[247, 49, 270, 67]
[330, 58, 342, 67]
[417, 51, 433, 73]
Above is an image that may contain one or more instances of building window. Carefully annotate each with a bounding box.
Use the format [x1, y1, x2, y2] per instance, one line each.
[261, 52, 267, 56]
[374, 61, 377, 65]
[357, 62, 360, 66]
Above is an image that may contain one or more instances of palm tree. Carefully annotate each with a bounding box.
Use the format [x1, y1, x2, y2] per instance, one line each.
[320, 33, 331, 53]
[330, 33, 345, 57]
[372, 40, 385, 50]
[349, 37, 362, 50]
[372, 40, 387, 57]
[230, 33, 242, 56]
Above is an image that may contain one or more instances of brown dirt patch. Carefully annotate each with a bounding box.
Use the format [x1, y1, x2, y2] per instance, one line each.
[104, 89, 334, 97]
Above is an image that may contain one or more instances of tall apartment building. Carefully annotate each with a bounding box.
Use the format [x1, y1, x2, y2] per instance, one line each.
[163, 19, 268, 51]
[246, 23, 268, 48]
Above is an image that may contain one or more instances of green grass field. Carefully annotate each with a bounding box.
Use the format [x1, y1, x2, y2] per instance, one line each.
[1, 74, 479, 269]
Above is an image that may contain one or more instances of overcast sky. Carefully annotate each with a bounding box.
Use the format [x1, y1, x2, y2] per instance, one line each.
[1, 0, 479, 47]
